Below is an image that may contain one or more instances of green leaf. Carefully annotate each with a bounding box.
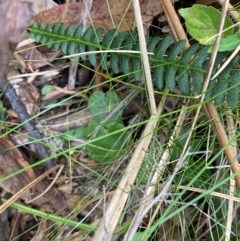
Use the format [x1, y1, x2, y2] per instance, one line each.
[86, 121, 131, 163]
[208, 35, 240, 52]
[88, 91, 107, 122]
[88, 91, 122, 123]
[41, 85, 55, 95]
[218, 35, 240, 52]
[105, 91, 122, 123]
[64, 127, 86, 140]
[179, 4, 234, 45]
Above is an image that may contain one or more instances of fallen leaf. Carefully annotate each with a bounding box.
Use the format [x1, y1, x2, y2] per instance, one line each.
[15, 82, 40, 116]
[0, 140, 33, 203]
[31, 0, 57, 16]
[0, 139, 69, 215]
[30, 219, 51, 241]
[16, 44, 52, 70]
[0, 138, 35, 181]
[0, 0, 34, 78]
[15, 30, 53, 71]
[34, 0, 165, 32]
[18, 213, 36, 240]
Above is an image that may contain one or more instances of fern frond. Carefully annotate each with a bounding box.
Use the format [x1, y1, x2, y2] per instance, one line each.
[28, 23, 240, 106]
[226, 70, 240, 108]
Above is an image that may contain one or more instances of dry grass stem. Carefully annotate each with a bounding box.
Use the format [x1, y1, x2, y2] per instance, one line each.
[217, 0, 239, 21]
[225, 110, 236, 241]
[146, 0, 190, 201]
[162, 0, 190, 47]
[132, 0, 156, 115]
[177, 185, 240, 203]
[0, 165, 63, 213]
[124, 153, 186, 241]
[68, 0, 93, 89]
[211, 44, 240, 79]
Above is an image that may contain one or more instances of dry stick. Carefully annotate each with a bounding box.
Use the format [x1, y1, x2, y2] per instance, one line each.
[145, 105, 189, 228]
[68, 0, 93, 89]
[0, 1, 54, 170]
[26, 164, 64, 204]
[1, 75, 54, 170]
[205, 103, 240, 188]
[225, 110, 236, 241]
[131, 0, 157, 115]
[144, 183, 240, 210]
[161, 4, 178, 41]
[162, 0, 189, 45]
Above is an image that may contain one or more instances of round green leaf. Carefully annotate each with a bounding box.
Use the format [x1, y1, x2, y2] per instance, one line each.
[179, 4, 234, 45]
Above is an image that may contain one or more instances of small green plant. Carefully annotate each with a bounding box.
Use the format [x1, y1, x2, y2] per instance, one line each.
[65, 91, 132, 163]
[85, 91, 132, 163]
